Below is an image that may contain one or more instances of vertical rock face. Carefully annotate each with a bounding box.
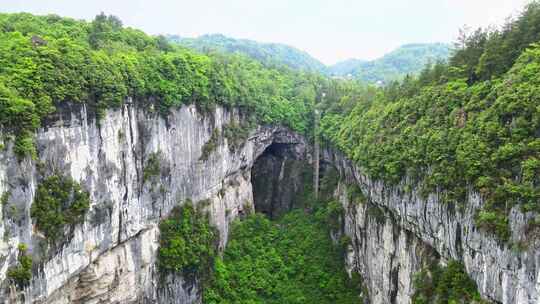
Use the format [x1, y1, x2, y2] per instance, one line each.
[336, 182, 437, 304]
[327, 150, 540, 304]
[0, 103, 538, 304]
[0, 104, 307, 303]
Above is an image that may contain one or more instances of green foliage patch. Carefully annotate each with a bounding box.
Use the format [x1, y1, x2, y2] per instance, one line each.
[170, 34, 328, 73]
[329, 43, 452, 84]
[204, 204, 363, 304]
[319, 166, 340, 199]
[222, 121, 251, 152]
[319, 3, 540, 242]
[143, 151, 162, 182]
[30, 175, 90, 243]
[200, 128, 220, 161]
[199, 120, 253, 160]
[157, 201, 218, 280]
[7, 243, 32, 289]
[412, 260, 486, 304]
[1, 190, 10, 206]
[0, 12, 319, 158]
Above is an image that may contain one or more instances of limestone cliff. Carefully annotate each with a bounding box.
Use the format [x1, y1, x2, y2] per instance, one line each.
[326, 151, 540, 304]
[0, 104, 306, 303]
[0, 104, 538, 304]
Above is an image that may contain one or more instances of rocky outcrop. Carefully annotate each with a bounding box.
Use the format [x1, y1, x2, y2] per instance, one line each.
[336, 182, 437, 303]
[0, 102, 538, 304]
[327, 150, 540, 304]
[0, 103, 307, 303]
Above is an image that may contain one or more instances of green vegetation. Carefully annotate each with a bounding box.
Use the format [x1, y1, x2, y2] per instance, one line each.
[156, 181, 361, 303]
[172, 35, 452, 85]
[1, 190, 10, 206]
[319, 166, 340, 198]
[157, 201, 218, 280]
[0, 12, 319, 158]
[2, 1, 539, 248]
[200, 128, 220, 161]
[1, 189, 25, 224]
[204, 205, 362, 304]
[329, 43, 452, 84]
[319, 2, 540, 242]
[200, 120, 253, 160]
[324, 200, 345, 231]
[222, 121, 251, 151]
[143, 151, 161, 182]
[412, 260, 486, 304]
[346, 184, 365, 205]
[13, 131, 37, 159]
[7, 243, 32, 289]
[30, 175, 90, 242]
[170, 34, 328, 73]
[475, 210, 511, 242]
[328, 59, 367, 78]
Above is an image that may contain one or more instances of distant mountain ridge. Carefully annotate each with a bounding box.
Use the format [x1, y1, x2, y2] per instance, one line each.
[169, 34, 452, 84]
[329, 43, 452, 83]
[326, 58, 367, 76]
[168, 34, 327, 73]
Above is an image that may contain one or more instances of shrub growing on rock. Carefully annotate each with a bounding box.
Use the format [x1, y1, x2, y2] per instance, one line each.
[412, 260, 485, 304]
[7, 243, 32, 289]
[157, 201, 218, 280]
[30, 175, 90, 243]
[143, 151, 162, 182]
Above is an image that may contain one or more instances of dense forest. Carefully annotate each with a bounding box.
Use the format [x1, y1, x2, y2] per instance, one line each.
[169, 33, 328, 73]
[328, 43, 452, 83]
[0, 1, 539, 302]
[203, 209, 362, 304]
[169, 34, 451, 84]
[0, 12, 324, 159]
[319, 2, 540, 242]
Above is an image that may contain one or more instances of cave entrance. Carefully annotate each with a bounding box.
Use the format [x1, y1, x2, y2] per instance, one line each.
[251, 142, 310, 219]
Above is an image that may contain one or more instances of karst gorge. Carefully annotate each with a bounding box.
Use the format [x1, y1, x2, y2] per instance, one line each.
[0, 2, 539, 304]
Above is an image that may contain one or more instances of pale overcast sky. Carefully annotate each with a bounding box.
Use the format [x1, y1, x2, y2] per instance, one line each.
[0, 0, 531, 64]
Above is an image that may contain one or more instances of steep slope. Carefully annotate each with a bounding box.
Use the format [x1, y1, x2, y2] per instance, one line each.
[170, 35, 451, 85]
[169, 34, 328, 73]
[319, 3, 540, 302]
[1, 101, 537, 303]
[0, 6, 539, 304]
[0, 102, 310, 303]
[325, 149, 539, 303]
[329, 43, 452, 83]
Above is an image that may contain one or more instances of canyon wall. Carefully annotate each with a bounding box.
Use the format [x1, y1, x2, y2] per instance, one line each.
[326, 151, 540, 304]
[0, 104, 538, 303]
[0, 104, 305, 303]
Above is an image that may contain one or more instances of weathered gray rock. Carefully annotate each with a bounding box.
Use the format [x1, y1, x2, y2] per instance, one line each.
[336, 182, 436, 304]
[251, 143, 309, 218]
[0, 104, 307, 303]
[326, 150, 540, 304]
[0, 102, 537, 304]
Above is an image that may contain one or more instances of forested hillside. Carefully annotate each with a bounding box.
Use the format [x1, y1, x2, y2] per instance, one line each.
[0, 13, 323, 159]
[327, 58, 367, 77]
[319, 2, 540, 242]
[169, 34, 328, 73]
[169, 34, 451, 84]
[204, 209, 363, 303]
[0, 2, 539, 302]
[0, 13, 365, 301]
[329, 43, 452, 83]
[1, 0, 539, 252]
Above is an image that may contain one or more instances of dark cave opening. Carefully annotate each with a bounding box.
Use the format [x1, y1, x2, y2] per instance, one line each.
[250, 142, 309, 219]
